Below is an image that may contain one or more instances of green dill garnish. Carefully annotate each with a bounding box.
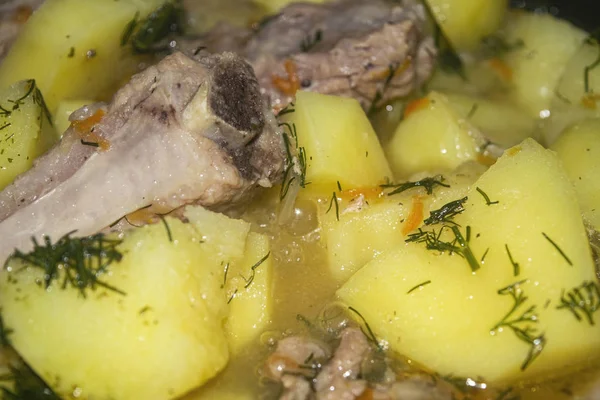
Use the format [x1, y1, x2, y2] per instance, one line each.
[481, 248, 490, 263]
[467, 103, 479, 119]
[300, 29, 323, 52]
[221, 262, 230, 289]
[367, 63, 398, 116]
[382, 176, 449, 196]
[0, 362, 60, 400]
[121, 1, 185, 54]
[424, 197, 467, 226]
[348, 306, 382, 350]
[480, 34, 524, 58]
[407, 280, 432, 294]
[278, 102, 295, 117]
[279, 121, 308, 200]
[241, 252, 270, 289]
[439, 374, 487, 393]
[296, 314, 315, 329]
[138, 306, 151, 315]
[326, 192, 340, 221]
[336, 181, 342, 192]
[4, 232, 125, 298]
[158, 215, 173, 242]
[541, 232, 572, 266]
[584, 36, 600, 94]
[495, 387, 520, 400]
[80, 139, 99, 147]
[556, 281, 600, 325]
[476, 187, 499, 206]
[0, 313, 12, 347]
[406, 224, 481, 272]
[227, 289, 238, 304]
[505, 245, 520, 276]
[554, 88, 572, 104]
[491, 280, 545, 371]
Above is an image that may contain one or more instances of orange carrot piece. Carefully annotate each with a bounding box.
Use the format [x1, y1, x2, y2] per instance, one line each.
[72, 109, 110, 151]
[402, 196, 424, 236]
[403, 97, 430, 119]
[488, 58, 513, 82]
[272, 59, 301, 97]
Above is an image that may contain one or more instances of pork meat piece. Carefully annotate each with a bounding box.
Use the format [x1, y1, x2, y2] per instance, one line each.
[177, 0, 436, 112]
[0, 51, 285, 262]
[0, 0, 44, 61]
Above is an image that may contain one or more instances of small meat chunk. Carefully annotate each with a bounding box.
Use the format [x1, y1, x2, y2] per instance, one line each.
[178, 0, 436, 112]
[0, 51, 285, 262]
[0, 0, 43, 61]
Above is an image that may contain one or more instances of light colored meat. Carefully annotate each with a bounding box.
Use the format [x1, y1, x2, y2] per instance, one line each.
[314, 328, 369, 400]
[265, 335, 331, 381]
[0, 51, 285, 262]
[178, 0, 436, 112]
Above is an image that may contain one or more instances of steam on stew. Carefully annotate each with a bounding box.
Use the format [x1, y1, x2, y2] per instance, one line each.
[0, 0, 599, 399]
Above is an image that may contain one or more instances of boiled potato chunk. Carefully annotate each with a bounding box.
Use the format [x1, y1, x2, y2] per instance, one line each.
[0, 0, 166, 112]
[320, 166, 483, 284]
[425, 0, 507, 51]
[385, 91, 481, 179]
[443, 92, 537, 147]
[503, 12, 587, 118]
[339, 139, 600, 383]
[555, 40, 600, 105]
[551, 119, 600, 230]
[0, 206, 253, 400]
[283, 91, 392, 190]
[224, 232, 273, 354]
[53, 99, 94, 136]
[0, 80, 58, 190]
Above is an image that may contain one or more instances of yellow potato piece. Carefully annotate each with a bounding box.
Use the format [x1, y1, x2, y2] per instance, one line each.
[0, 0, 166, 112]
[224, 232, 273, 354]
[503, 12, 587, 118]
[0, 206, 253, 400]
[339, 139, 600, 384]
[385, 91, 480, 179]
[283, 91, 392, 191]
[425, 0, 507, 51]
[551, 119, 600, 231]
[0, 80, 58, 190]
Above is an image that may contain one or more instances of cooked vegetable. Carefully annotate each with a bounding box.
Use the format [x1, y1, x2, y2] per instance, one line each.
[224, 232, 273, 354]
[319, 166, 483, 284]
[53, 99, 93, 135]
[0, 79, 58, 191]
[551, 119, 600, 231]
[502, 12, 587, 118]
[0, 0, 166, 112]
[425, 0, 508, 51]
[443, 92, 537, 147]
[282, 91, 392, 191]
[385, 91, 481, 179]
[0, 206, 255, 400]
[338, 139, 600, 383]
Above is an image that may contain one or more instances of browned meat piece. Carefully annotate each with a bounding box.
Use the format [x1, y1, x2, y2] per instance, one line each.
[177, 0, 436, 112]
[0, 0, 44, 60]
[262, 327, 458, 400]
[313, 328, 369, 400]
[0, 51, 285, 262]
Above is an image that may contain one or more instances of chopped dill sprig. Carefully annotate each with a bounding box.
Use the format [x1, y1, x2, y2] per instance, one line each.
[480, 34, 524, 58]
[4, 232, 126, 298]
[326, 192, 340, 221]
[481, 248, 490, 264]
[348, 306, 382, 351]
[120, 1, 185, 54]
[221, 262, 230, 289]
[476, 187, 499, 206]
[0, 312, 12, 347]
[467, 103, 479, 119]
[278, 102, 295, 116]
[495, 386, 520, 400]
[158, 215, 173, 242]
[584, 36, 600, 94]
[491, 280, 545, 371]
[336, 181, 342, 191]
[541, 232, 572, 266]
[406, 225, 481, 272]
[424, 197, 467, 226]
[556, 281, 600, 325]
[80, 139, 99, 148]
[382, 176, 449, 196]
[279, 121, 309, 200]
[300, 29, 323, 52]
[407, 280, 432, 294]
[296, 314, 315, 330]
[242, 252, 271, 289]
[440, 374, 487, 393]
[0, 362, 60, 400]
[227, 289, 237, 304]
[505, 245, 520, 277]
